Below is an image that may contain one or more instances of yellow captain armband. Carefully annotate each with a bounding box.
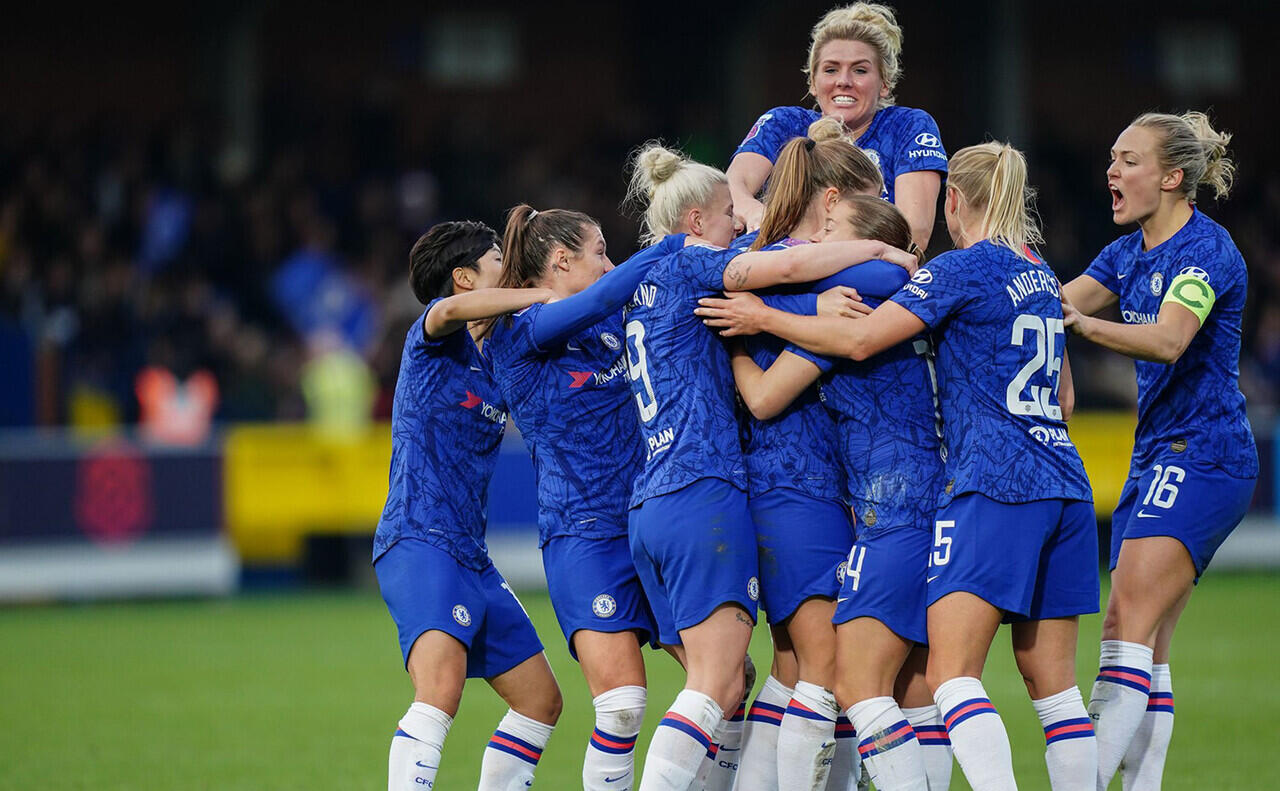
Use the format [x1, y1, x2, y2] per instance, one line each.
[1162, 273, 1216, 325]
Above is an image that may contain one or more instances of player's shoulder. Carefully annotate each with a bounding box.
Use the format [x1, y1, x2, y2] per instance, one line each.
[876, 105, 941, 137]
[739, 106, 820, 148]
[1184, 210, 1244, 264]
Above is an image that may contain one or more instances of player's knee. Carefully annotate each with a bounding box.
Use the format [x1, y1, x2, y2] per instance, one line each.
[542, 688, 565, 724]
[832, 677, 857, 711]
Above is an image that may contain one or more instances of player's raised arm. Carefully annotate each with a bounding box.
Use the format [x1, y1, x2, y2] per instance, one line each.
[720, 237, 916, 292]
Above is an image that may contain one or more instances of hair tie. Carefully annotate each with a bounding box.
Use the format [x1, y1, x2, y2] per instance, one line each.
[804, 138, 817, 152]
[527, 209, 539, 222]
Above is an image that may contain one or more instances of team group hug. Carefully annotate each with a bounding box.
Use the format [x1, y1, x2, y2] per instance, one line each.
[371, 4, 1258, 790]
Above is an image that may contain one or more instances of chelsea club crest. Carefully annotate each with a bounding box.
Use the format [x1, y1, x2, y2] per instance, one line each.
[592, 594, 617, 618]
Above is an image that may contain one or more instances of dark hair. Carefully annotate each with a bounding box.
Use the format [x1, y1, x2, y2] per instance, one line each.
[407, 221, 499, 305]
[497, 204, 598, 290]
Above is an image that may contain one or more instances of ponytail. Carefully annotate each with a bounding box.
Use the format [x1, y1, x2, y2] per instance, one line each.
[1132, 111, 1235, 201]
[478, 204, 596, 337]
[752, 118, 882, 251]
[947, 142, 1042, 260]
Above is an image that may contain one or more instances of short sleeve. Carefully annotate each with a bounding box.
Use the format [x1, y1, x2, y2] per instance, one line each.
[419, 300, 453, 350]
[889, 108, 948, 179]
[888, 253, 972, 330]
[733, 106, 821, 164]
[1082, 239, 1124, 294]
[783, 344, 836, 374]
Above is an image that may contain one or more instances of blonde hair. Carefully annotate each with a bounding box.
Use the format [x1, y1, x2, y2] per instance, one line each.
[947, 142, 1043, 260]
[626, 143, 727, 245]
[805, 3, 904, 106]
[752, 117, 883, 250]
[1131, 111, 1235, 201]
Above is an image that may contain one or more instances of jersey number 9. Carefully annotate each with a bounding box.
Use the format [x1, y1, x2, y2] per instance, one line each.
[625, 320, 659, 422]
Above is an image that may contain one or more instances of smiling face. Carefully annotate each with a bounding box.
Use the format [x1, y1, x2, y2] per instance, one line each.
[561, 224, 611, 295]
[1107, 124, 1176, 226]
[810, 39, 889, 133]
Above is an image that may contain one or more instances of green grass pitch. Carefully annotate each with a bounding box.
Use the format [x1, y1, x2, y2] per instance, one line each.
[2, 573, 1277, 789]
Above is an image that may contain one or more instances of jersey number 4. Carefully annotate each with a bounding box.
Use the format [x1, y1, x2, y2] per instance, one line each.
[1006, 314, 1064, 420]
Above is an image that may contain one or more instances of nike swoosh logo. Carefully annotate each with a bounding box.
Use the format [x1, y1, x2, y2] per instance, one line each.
[836, 597, 849, 603]
[604, 772, 631, 783]
[1136, 510, 1161, 518]
[926, 575, 940, 583]
[469, 366, 484, 372]
[1117, 273, 1127, 279]
[415, 761, 438, 769]
[566, 343, 583, 351]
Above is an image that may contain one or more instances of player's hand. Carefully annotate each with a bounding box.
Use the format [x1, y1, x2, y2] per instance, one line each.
[695, 291, 768, 337]
[816, 286, 872, 319]
[1061, 291, 1087, 335]
[736, 199, 766, 234]
[876, 244, 920, 276]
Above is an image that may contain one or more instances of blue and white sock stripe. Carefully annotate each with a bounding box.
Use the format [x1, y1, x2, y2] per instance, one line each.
[835, 716, 856, 739]
[913, 724, 950, 746]
[1043, 717, 1095, 745]
[943, 698, 998, 731]
[394, 728, 420, 741]
[857, 720, 916, 758]
[785, 699, 836, 723]
[746, 701, 785, 726]
[1096, 665, 1153, 694]
[1147, 691, 1175, 715]
[487, 730, 544, 765]
[658, 712, 713, 750]
[589, 727, 638, 755]
[704, 742, 720, 761]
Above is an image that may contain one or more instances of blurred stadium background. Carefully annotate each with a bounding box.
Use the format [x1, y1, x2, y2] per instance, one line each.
[0, 1, 1277, 788]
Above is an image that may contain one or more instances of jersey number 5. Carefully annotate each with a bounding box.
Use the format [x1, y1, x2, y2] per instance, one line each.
[1006, 314, 1064, 420]
[625, 320, 659, 422]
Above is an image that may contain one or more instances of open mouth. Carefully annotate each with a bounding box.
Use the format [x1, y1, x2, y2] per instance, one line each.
[831, 95, 856, 107]
[1110, 186, 1125, 213]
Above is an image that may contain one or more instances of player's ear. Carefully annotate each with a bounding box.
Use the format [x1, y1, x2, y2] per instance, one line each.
[452, 266, 475, 292]
[1161, 167, 1185, 193]
[688, 206, 703, 236]
[823, 186, 841, 213]
[552, 246, 571, 273]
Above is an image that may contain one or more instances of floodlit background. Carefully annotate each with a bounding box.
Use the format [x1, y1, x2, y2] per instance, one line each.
[0, 1, 1277, 788]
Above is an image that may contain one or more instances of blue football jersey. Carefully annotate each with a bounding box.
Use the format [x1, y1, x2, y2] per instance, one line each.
[733, 105, 948, 203]
[486, 305, 642, 545]
[820, 315, 946, 523]
[1084, 209, 1257, 478]
[890, 242, 1093, 504]
[624, 244, 747, 505]
[740, 239, 845, 502]
[372, 303, 509, 568]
